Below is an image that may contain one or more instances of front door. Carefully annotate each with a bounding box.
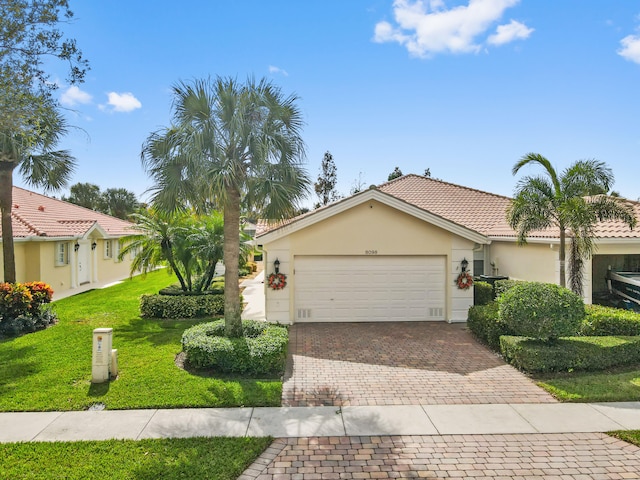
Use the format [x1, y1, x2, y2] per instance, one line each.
[78, 241, 91, 285]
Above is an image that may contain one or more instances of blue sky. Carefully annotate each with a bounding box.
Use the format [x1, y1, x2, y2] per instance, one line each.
[19, 0, 640, 205]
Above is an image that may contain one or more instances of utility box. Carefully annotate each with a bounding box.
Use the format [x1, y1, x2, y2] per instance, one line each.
[92, 328, 113, 383]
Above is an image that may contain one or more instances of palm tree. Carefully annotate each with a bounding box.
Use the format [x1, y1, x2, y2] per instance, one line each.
[507, 153, 637, 295]
[0, 101, 75, 283]
[141, 77, 309, 336]
[118, 208, 192, 291]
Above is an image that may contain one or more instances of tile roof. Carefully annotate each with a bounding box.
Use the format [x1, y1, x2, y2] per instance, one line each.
[258, 174, 639, 240]
[379, 175, 639, 239]
[1, 187, 136, 239]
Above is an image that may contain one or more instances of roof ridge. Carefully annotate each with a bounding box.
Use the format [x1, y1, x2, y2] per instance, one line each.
[378, 173, 514, 201]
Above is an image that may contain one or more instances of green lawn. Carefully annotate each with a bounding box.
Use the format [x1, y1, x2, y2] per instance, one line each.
[0, 437, 271, 480]
[534, 364, 640, 402]
[0, 270, 281, 411]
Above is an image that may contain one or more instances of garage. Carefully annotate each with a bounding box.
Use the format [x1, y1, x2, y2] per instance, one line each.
[293, 255, 446, 322]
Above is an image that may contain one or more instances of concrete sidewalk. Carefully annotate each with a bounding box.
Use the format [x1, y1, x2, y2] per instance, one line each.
[241, 270, 266, 321]
[2, 402, 640, 443]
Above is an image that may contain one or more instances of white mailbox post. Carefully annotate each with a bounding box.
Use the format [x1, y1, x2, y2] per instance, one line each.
[92, 328, 113, 383]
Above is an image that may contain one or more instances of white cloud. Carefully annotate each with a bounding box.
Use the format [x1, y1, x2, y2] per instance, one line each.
[268, 65, 289, 76]
[373, 0, 532, 57]
[487, 19, 533, 45]
[60, 86, 92, 106]
[105, 92, 142, 112]
[618, 34, 640, 64]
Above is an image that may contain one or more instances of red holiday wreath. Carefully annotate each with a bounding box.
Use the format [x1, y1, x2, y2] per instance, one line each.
[267, 272, 287, 290]
[456, 272, 473, 290]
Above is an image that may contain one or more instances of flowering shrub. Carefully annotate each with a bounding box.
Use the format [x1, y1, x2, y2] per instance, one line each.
[0, 282, 57, 337]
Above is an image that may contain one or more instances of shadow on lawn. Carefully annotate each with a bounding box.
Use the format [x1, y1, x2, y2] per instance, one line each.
[116, 317, 202, 347]
[0, 343, 39, 396]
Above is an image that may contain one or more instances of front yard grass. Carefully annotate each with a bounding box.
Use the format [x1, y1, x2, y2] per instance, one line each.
[0, 437, 271, 480]
[0, 270, 281, 411]
[534, 364, 640, 402]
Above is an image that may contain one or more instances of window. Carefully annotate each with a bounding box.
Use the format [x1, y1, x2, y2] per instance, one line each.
[55, 242, 69, 266]
[104, 240, 112, 259]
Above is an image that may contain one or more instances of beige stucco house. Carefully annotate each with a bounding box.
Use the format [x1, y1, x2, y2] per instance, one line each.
[0, 187, 137, 297]
[257, 175, 640, 324]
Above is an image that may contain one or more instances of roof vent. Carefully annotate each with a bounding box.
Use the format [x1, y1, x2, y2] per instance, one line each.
[38, 205, 45, 212]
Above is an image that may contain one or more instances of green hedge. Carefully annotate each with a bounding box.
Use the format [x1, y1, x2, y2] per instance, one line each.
[580, 305, 640, 336]
[498, 282, 585, 341]
[493, 279, 525, 297]
[473, 281, 493, 306]
[140, 294, 226, 319]
[500, 335, 640, 373]
[467, 302, 511, 350]
[181, 320, 288, 375]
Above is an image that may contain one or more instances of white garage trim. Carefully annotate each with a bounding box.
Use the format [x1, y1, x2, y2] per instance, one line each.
[293, 255, 446, 322]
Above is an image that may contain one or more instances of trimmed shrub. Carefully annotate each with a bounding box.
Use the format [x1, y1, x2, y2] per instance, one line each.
[181, 320, 288, 375]
[580, 304, 640, 336]
[500, 335, 640, 373]
[493, 279, 526, 298]
[467, 302, 511, 351]
[140, 294, 225, 319]
[473, 281, 493, 306]
[498, 282, 585, 341]
[158, 284, 224, 296]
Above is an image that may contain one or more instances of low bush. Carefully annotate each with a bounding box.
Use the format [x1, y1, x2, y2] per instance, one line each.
[580, 305, 640, 336]
[159, 282, 224, 296]
[140, 294, 225, 318]
[500, 335, 640, 373]
[467, 302, 511, 350]
[181, 320, 288, 375]
[0, 281, 57, 337]
[473, 281, 493, 306]
[493, 279, 525, 298]
[498, 282, 585, 341]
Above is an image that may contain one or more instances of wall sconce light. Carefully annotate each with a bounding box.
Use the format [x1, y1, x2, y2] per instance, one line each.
[74, 242, 80, 252]
[461, 258, 469, 272]
[274, 258, 280, 274]
[91, 241, 97, 251]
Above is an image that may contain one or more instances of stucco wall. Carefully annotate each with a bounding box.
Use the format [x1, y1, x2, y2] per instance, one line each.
[263, 200, 475, 323]
[1, 238, 133, 297]
[487, 241, 559, 284]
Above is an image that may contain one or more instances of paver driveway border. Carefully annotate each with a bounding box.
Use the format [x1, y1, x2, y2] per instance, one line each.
[239, 433, 640, 480]
[282, 322, 556, 407]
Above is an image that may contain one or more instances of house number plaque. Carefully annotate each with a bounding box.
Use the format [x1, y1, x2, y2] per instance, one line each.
[365, 250, 378, 255]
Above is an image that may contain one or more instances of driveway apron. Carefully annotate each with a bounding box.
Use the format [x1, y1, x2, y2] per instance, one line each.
[282, 322, 556, 407]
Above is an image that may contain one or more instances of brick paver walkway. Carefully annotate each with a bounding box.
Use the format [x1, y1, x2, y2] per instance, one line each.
[240, 434, 640, 479]
[282, 322, 556, 406]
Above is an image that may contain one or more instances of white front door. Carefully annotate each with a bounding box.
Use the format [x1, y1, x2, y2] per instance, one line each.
[78, 241, 91, 285]
[294, 255, 446, 322]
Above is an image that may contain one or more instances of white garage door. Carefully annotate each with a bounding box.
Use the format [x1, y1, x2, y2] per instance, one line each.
[294, 255, 446, 322]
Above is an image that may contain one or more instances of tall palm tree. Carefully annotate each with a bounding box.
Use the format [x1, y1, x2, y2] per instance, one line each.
[141, 77, 310, 336]
[507, 153, 637, 294]
[0, 101, 75, 283]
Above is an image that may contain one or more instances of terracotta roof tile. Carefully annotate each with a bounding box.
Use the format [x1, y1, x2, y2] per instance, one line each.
[1, 187, 136, 239]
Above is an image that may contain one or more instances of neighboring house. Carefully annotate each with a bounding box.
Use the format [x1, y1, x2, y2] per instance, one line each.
[0, 187, 137, 296]
[257, 174, 640, 324]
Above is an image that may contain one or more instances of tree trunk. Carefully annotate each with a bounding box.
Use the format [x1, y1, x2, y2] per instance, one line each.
[223, 186, 242, 337]
[0, 163, 16, 283]
[558, 226, 566, 288]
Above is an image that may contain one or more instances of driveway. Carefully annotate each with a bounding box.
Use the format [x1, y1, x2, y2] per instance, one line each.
[282, 322, 555, 407]
[241, 434, 640, 479]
